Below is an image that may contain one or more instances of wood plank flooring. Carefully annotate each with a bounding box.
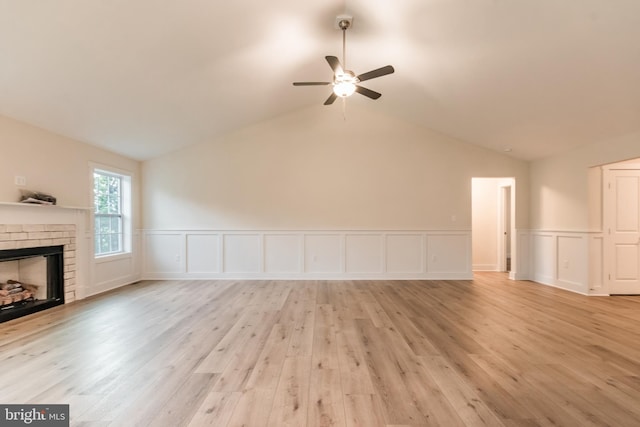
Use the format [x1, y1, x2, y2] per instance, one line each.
[2, 273, 640, 426]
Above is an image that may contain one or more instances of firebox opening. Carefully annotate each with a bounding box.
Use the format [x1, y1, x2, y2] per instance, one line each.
[0, 245, 64, 323]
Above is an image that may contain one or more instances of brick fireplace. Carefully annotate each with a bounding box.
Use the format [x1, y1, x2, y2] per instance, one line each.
[0, 224, 77, 317]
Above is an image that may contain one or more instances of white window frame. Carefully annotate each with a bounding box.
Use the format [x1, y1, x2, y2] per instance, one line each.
[92, 164, 132, 259]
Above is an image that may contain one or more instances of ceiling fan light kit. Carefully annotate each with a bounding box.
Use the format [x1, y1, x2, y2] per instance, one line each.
[293, 15, 394, 106]
[333, 70, 358, 97]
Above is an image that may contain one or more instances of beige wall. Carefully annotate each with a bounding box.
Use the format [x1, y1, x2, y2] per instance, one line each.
[530, 130, 640, 231]
[142, 106, 529, 231]
[0, 115, 140, 225]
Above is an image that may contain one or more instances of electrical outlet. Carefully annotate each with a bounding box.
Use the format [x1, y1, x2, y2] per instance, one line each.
[14, 176, 26, 186]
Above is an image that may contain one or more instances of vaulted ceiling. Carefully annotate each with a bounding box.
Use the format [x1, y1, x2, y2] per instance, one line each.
[1, 0, 639, 161]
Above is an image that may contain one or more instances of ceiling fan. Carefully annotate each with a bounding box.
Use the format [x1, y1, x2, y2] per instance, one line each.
[293, 16, 395, 106]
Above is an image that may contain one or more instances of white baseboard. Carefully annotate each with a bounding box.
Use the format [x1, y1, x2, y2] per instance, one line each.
[85, 274, 141, 297]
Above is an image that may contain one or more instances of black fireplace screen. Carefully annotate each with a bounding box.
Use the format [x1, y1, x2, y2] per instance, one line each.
[0, 245, 64, 323]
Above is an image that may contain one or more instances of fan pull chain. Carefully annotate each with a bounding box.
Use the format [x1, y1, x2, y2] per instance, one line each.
[342, 97, 347, 120]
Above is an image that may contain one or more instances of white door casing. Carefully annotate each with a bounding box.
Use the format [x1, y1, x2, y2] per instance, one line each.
[500, 185, 512, 272]
[604, 166, 640, 294]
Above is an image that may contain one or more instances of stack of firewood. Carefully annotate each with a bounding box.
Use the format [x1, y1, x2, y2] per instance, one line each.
[0, 280, 38, 307]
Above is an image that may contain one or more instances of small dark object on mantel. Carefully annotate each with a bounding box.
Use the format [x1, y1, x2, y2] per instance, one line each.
[19, 190, 57, 205]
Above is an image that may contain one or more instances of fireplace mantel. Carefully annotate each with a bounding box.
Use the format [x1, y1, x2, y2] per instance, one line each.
[0, 201, 90, 229]
[0, 201, 91, 210]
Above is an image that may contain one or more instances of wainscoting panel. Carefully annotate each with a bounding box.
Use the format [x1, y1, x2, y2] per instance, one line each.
[142, 230, 473, 280]
[532, 233, 555, 286]
[264, 234, 301, 274]
[94, 254, 136, 292]
[529, 230, 600, 295]
[556, 235, 588, 293]
[385, 234, 424, 274]
[589, 235, 605, 294]
[512, 230, 530, 280]
[304, 234, 342, 274]
[186, 234, 220, 273]
[345, 234, 383, 274]
[223, 234, 261, 273]
[144, 233, 183, 274]
[426, 233, 472, 278]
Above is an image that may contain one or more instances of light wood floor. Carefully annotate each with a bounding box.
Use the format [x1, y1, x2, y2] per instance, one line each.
[2, 273, 640, 426]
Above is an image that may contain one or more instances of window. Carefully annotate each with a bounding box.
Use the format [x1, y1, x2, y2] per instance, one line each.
[93, 168, 131, 257]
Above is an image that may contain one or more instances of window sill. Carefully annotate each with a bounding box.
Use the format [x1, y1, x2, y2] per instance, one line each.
[94, 252, 132, 264]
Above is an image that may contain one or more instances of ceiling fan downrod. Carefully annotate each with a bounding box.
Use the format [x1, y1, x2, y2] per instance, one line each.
[338, 18, 351, 69]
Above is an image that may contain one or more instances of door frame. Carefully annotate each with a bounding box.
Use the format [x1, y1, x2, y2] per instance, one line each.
[603, 160, 640, 294]
[498, 184, 512, 272]
[471, 177, 516, 277]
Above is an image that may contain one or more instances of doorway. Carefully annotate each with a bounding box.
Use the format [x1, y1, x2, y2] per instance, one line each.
[500, 185, 512, 272]
[471, 178, 515, 274]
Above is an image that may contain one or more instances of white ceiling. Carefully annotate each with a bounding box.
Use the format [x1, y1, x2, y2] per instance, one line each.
[1, 0, 639, 161]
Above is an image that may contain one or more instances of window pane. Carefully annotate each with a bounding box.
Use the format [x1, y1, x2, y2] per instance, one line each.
[94, 169, 128, 257]
[111, 216, 121, 233]
[109, 177, 121, 214]
[100, 217, 111, 234]
[94, 172, 122, 216]
[99, 234, 110, 254]
[111, 234, 121, 253]
[94, 174, 110, 214]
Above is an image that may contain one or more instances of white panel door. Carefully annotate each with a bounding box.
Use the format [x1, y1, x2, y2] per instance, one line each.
[606, 169, 640, 294]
